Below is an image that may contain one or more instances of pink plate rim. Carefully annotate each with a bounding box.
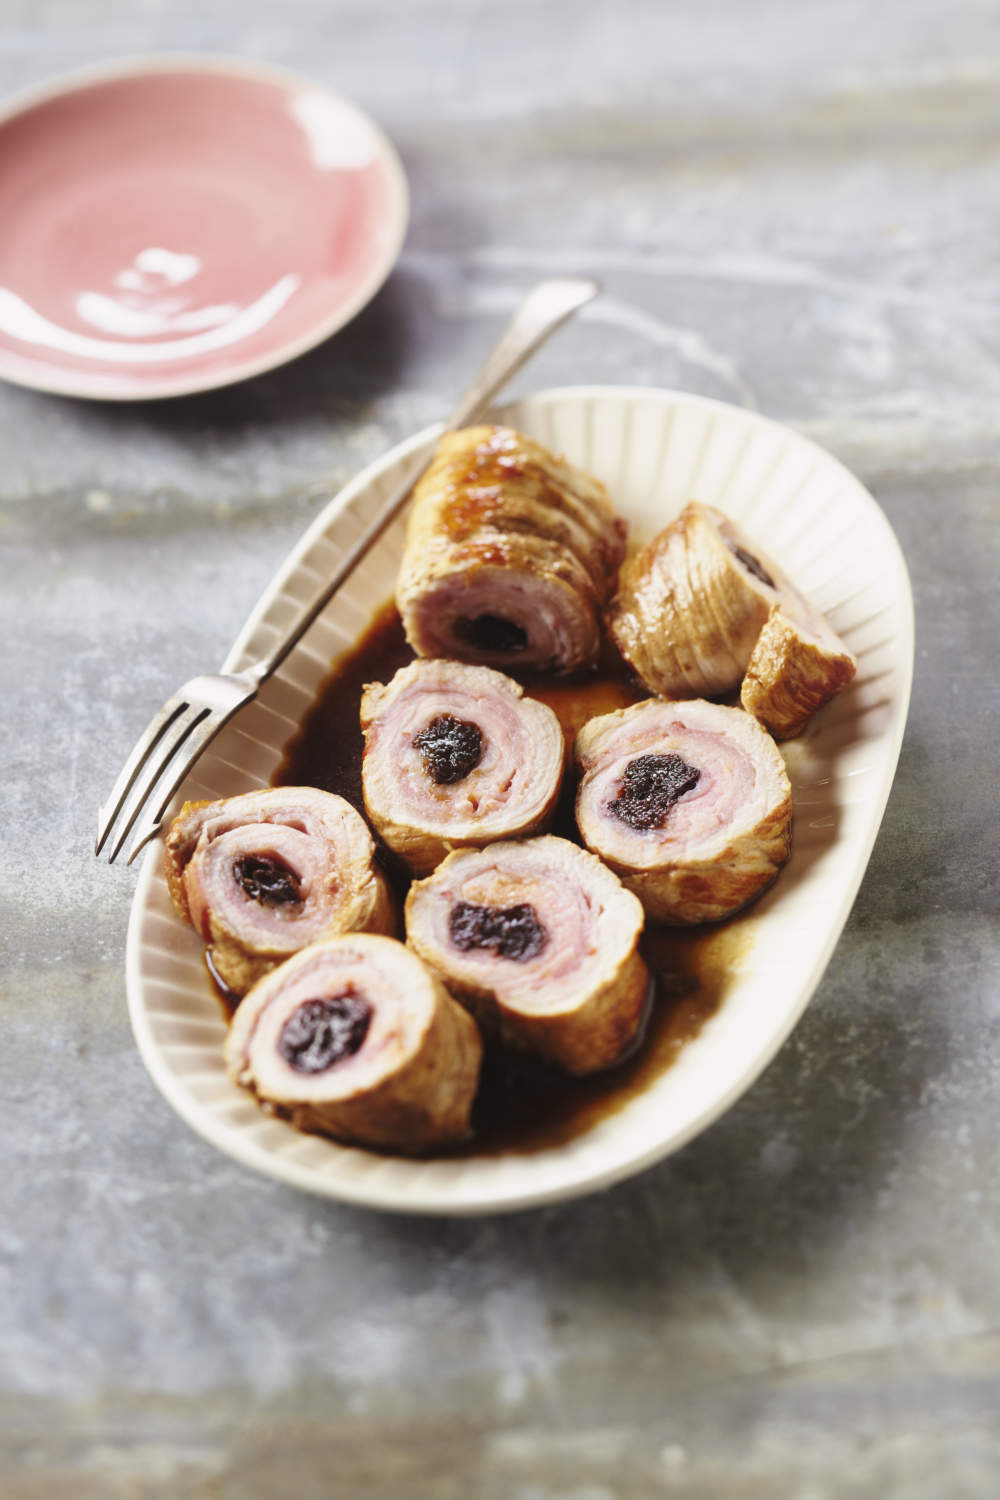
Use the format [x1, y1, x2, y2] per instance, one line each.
[0, 53, 410, 401]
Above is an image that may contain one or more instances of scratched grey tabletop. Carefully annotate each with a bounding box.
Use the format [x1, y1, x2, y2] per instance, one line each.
[3, 2, 998, 1497]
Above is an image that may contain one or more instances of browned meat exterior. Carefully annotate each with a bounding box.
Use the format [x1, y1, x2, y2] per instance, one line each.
[575, 699, 793, 924]
[396, 425, 627, 675]
[164, 787, 394, 996]
[405, 836, 649, 1075]
[609, 500, 857, 735]
[224, 934, 482, 1153]
[741, 601, 857, 739]
[609, 500, 776, 698]
[361, 658, 565, 876]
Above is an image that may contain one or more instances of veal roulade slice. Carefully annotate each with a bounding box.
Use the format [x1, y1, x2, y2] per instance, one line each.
[361, 658, 565, 876]
[165, 787, 394, 996]
[224, 934, 482, 1153]
[405, 836, 649, 1075]
[608, 500, 777, 699]
[396, 425, 627, 675]
[575, 699, 793, 924]
[608, 500, 857, 735]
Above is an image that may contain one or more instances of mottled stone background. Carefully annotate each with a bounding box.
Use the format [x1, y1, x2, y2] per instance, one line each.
[2, 1, 998, 1496]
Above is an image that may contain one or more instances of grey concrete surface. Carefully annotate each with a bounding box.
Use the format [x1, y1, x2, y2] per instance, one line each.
[2, 1, 999, 1496]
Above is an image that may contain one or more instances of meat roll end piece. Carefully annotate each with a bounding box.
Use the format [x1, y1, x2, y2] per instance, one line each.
[397, 425, 627, 675]
[225, 934, 482, 1153]
[406, 836, 649, 1075]
[361, 659, 565, 875]
[576, 699, 793, 924]
[165, 787, 394, 996]
[741, 600, 857, 739]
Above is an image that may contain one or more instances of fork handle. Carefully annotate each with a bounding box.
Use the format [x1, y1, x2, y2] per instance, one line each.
[251, 276, 599, 682]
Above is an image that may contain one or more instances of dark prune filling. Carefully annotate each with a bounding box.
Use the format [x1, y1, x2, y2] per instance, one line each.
[412, 714, 485, 785]
[233, 855, 303, 908]
[608, 753, 701, 831]
[449, 901, 548, 962]
[727, 540, 775, 589]
[277, 991, 372, 1074]
[454, 613, 528, 653]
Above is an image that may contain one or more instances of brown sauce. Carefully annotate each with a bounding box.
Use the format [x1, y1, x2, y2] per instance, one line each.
[263, 601, 754, 1157]
[467, 924, 747, 1156]
[276, 599, 410, 809]
[205, 950, 240, 1022]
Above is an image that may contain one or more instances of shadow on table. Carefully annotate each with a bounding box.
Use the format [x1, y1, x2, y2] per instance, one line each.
[37, 268, 420, 437]
[380, 987, 920, 1281]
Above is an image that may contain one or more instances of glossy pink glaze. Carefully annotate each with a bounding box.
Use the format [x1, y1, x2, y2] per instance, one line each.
[0, 61, 408, 398]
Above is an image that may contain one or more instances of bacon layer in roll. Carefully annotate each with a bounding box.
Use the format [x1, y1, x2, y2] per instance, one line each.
[608, 501, 856, 732]
[165, 787, 394, 996]
[224, 934, 482, 1153]
[396, 426, 627, 675]
[361, 659, 565, 876]
[575, 699, 793, 924]
[405, 836, 649, 1075]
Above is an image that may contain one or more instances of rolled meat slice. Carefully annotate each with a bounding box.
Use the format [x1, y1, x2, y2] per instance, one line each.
[609, 502, 857, 732]
[405, 836, 649, 1075]
[224, 933, 482, 1153]
[165, 787, 394, 996]
[361, 659, 565, 876]
[609, 500, 778, 699]
[575, 699, 793, 924]
[741, 600, 857, 739]
[397, 425, 627, 675]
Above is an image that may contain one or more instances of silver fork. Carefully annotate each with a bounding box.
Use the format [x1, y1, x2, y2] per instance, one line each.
[96, 276, 599, 865]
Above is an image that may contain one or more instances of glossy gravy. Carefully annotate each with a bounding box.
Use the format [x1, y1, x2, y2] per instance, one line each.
[267, 602, 752, 1156]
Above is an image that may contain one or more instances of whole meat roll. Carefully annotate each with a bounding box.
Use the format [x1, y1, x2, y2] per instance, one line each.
[609, 501, 856, 732]
[575, 699, 793, 924]
[361, 659, 565, 876]
[405, 836, 649, 1075]
[224, 934, 482, 1153]
[165, 787, 394, 996]
[396, 425, 627, 675]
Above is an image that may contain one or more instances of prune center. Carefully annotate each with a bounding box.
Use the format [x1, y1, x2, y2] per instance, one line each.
[277, 991, 372, 1073]
[233, 855, 303, 907]
[608, 753, 701, 831]
[449, 901, 547, 961]
[728, 541, 775, 589]
[454, 613, 528, 653]
[412, 714, 485, 784]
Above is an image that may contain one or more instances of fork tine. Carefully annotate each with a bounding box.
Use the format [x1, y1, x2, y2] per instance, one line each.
[95, 695, 191, 856]
[104, 703, 212, 864]
[123, 706, 243, 865]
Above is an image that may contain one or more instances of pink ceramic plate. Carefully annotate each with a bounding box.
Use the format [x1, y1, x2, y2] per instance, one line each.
[0, 57, 408, 400]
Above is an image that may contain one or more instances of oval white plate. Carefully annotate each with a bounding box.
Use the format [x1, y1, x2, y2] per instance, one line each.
[127, 387, 913, 1214]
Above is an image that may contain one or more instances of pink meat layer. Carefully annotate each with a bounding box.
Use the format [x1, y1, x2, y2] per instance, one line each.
[575, 699, 793, 924]
[165, 786, 390, 993]
[584, 723, 758, 860]
[404, 564, 599, 675]
[362, 659, 563, 843]
[407, 837, 643, 1014]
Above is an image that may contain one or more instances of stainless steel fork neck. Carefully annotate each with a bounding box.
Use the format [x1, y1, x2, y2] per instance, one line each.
[445, 277, 599, 432]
